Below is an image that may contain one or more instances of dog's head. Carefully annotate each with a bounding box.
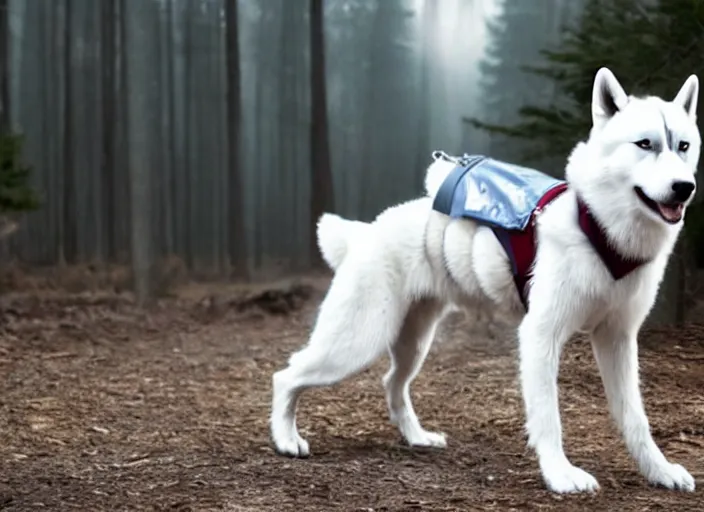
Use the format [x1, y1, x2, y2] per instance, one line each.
[573, 68, 700, 229]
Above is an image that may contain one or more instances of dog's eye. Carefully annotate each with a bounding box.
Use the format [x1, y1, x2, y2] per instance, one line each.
[679, 141, 690, 152]
[634, 139, 652, 150]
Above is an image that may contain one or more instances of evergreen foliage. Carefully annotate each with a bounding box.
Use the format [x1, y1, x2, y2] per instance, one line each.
[0, 133, 39, 214]
[473, 0, 704, 260]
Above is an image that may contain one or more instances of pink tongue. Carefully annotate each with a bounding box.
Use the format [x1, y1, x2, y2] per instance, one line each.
[657, 203, 684, 222]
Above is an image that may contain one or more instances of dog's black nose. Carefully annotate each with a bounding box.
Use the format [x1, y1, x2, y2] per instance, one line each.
[671, 181, 696, 202]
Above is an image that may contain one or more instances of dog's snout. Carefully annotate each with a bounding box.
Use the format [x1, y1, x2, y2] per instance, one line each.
[671, 181, 695, 202]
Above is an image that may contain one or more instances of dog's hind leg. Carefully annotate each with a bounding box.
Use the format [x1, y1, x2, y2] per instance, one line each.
[271, 269, 408, 457]
[383, 299, 447, 448]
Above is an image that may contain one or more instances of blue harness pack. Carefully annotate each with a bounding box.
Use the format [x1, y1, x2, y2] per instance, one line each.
[430, 151, 569, 309]
[431, 152, 566, 230]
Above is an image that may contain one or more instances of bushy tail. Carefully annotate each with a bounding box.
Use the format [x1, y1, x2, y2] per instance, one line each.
[424, 156, 456, 199]
[316, 213, 369, 271]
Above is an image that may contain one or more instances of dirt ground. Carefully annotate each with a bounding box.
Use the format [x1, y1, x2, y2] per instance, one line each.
[0, 278, 703, 511]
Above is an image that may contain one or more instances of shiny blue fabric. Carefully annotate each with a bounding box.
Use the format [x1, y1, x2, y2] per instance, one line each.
[432, 153, 566, 231]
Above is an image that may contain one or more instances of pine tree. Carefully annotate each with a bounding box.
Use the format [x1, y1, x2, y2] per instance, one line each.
[0, 133, 39, 214]
[0, 0, 38, 220]
[473, 0, 704, 324]
[476, 0, 577, 163]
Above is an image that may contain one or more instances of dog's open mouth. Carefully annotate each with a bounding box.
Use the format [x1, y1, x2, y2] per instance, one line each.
[634, 187, 684, 224]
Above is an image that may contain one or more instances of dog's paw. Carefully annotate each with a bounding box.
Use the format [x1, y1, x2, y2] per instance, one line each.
[646, 462, 695, 492]
[407, 430, 447, 449]
[273, 433, 310, 458]
[542, 461, 600, 494]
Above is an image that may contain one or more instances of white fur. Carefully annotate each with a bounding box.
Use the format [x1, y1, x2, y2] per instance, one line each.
[270, 68, 700, 494]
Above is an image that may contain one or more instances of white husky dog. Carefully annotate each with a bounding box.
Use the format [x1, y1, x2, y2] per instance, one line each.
[270, 68, 700, 494]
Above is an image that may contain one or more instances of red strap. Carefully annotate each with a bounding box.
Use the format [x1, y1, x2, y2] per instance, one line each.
[505, 185, 649, 310]
[576, 197, 648, 279]
[507, 183, 569, 308]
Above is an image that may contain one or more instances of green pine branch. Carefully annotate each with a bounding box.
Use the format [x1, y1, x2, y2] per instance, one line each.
[0, 133, 40, 214]
[473, 0, 703, 164]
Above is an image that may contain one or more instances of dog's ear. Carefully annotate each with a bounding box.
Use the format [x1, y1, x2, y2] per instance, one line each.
[591, 67, 628, 130]
[673, 74, 699, 120]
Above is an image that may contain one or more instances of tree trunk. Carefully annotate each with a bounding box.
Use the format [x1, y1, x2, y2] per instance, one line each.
[117, 0, 130, 261]
[0, 0, 10, 133]
[125, 0, 152, 306]
[415, 0, 433, 181]
[648, 239, 687, 327]
[101, 0, 116, 260]
[164, 0, 177, 257]
[225, 0, 247, 279]
[675, 240, 687, 326]
[183, 0, 193, 269]
[151, 0, 164, 261]
[309, 0, 334, 267]
[62, 0, 76, 264]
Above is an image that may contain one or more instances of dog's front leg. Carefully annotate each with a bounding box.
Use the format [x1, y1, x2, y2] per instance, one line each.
[518, 313, 600, 494]
[591, 320, 695, 491]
